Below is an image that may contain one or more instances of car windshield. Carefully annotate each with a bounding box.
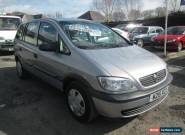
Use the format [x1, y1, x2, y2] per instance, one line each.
[0, 17, 21, 30]
[59, 21, 129, 49]
[166, 27, 185, 35]
[132, 27, 148, 34]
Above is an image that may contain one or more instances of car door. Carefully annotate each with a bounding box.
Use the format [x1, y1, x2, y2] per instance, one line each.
[35, 21, 70, 90]
[17, 21, 40, 72]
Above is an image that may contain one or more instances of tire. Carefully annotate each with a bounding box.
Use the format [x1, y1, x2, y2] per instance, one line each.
[177, 42, 182, 52]
[65, 81, 97, 123]
[137, 39, 144, 48]
[16, 60, 28, 79]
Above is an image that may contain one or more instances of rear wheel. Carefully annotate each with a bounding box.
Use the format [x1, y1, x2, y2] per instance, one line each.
[66, 82, 97, 122]
[137, 39, 144, 47]
[177, 42, 182, 52]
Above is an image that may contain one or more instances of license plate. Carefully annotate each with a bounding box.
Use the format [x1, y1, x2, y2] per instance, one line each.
[149, 87, 169, 102]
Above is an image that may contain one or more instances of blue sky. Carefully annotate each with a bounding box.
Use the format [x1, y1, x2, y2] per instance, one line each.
[0, 0, 163, 18]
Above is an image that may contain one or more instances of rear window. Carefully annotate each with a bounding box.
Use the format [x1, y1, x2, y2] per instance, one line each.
[166, 27, 185, 35]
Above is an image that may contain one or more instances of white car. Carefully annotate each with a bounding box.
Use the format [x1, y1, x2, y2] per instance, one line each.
[112, 28, 129, 41]
[0, 15, 21, 51]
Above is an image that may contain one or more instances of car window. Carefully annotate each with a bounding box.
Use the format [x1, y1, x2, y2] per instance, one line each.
[25, 22, 39, 46]
[0, 17, 21, 30]
[156, 28, 163, 33]
[16, 24, 25, 41]
[38, 22, 58, 47]
[150, 28, 156, 33]
[132, 27, 148, 34]
[60, 21, 129, 50]
[166, 27, 185, 35]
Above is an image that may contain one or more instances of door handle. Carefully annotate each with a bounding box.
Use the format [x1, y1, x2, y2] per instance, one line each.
[33, 53, 38, 58]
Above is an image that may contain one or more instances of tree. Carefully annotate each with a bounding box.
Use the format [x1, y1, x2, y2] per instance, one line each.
[142, 10, 155, 19]
[92, 0, 143, 21]
[112, 11, 126, 21]
[92, 0, 116, 22]
[128, 9, 141, 20]
[115, 0, 143, 20]
[169, 0, 181, 12]
[155, 7, 166, 17]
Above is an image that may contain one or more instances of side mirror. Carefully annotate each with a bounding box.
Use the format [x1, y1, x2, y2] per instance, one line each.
[39, 43, 57, 52]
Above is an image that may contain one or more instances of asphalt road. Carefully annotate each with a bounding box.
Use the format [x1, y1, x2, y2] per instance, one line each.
[0, 50, 184, 135]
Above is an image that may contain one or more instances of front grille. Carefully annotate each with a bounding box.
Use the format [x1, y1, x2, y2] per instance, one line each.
[121, 95, 167, 117]
[1, 45, 14, 48]
[139, 69, 166, 87]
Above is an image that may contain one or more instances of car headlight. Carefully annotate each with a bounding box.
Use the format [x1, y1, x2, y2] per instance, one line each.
[167, 39, 176, 43]
[98, 77, 137, 93]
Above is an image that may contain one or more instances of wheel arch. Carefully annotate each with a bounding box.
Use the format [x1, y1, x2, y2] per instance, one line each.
[63, 74, 92, 93]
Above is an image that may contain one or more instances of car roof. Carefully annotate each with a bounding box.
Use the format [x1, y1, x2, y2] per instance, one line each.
[169, 26, 185, 28]
[134, 26, 162, 28]
[34, 18, 92, 23]
[0, 15, 21, 19]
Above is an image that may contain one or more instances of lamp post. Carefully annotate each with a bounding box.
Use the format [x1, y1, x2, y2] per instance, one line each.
[164, 0, 169, 57]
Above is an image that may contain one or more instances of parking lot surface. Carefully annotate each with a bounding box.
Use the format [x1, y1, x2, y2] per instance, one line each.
[0, 50, 184, 135]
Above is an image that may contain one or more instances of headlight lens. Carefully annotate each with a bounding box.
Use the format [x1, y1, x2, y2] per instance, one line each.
[167, 39, 176, 43]
[98, 77, 137, 93]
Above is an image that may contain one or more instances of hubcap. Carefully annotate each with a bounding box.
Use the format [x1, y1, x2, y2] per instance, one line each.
[68, 89, 85, 117]
[16, 61, 22, 77]
[137, 40, 143, 47]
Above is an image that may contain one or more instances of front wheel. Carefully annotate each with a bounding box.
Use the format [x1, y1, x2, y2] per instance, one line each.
[66, 82, 97, 122]
[16, 60, 28, 79]
[137, 39, 144, 48]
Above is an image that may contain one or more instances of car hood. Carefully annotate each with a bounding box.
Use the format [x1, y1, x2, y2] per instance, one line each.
[80, 45, 166, 80]
[0, 30, 17, 40]
[154, 34, 183, 40]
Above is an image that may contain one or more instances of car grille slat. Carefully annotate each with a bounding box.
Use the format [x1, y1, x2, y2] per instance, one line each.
[121, 95, 166, 117]
[139, 69, 166, 87]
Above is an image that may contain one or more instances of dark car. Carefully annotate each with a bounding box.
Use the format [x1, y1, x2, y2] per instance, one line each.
[152, 26, 185, 52]
[129, 26, 163, 47]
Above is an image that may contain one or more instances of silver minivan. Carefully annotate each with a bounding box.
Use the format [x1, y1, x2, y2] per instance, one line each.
[14, 18, 172, 122]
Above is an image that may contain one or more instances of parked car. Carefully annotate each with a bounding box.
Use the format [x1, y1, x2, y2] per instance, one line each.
[14, 19, 172, 122]
[112, 28, 129, 41]
[129, 26, 164, 47]
[0, 15, 21, 51]
[116, 23, 142, 32]
[152, 26, 185, 52]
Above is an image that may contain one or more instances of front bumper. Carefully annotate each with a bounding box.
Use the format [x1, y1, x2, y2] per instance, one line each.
[154, 42, 178, 50]
[0, 42, 14, 51]
[92, 74, 172, 118]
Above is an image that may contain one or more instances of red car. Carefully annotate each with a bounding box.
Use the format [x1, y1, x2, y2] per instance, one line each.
[152, 26, 185, 52]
